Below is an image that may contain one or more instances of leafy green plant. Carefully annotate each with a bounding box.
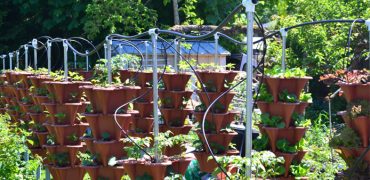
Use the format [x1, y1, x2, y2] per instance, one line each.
[78, 152, 99, 166]
[329, 127, 361, 148]
[265, 65, 306, 78]
[252, 151, 286, 178]
[69, 92, 79, 102]
[290, 162, 310, 177]
[254, 84, 273, 102]
[279, 90, 298, 103]
[347, 100, 370, 119]
[299, 92, 312, 103]
[194, 103, 206, 112]
[260, 113, 285, 128]
[33, 123, 47, 132]
[123, 136, 151, 160]
[178, 59, 196, 72]
[253, 134, 269, 151]
[292, 112, 311, 127]
[46, 134, 56, 145]
[276, 139, 298, 153]
[50, 152, 70, 167]
[29, 105, 42, 113]
[67, 133, 79, 143]
[55, 113, 66, 124]
[101, 132, 111, 141]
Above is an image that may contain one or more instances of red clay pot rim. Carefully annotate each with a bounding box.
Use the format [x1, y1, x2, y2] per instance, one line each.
[337, 82, 370, 86]
[160, 72, 192, 75]
[196, 90, 237, 95]
[81, 113, 131, 117]
[262, 75, 313, 80]
[50, 123, 89, 128]
[34, 131, 49, 135]
[195, 70, 229, 74]
[158, 90, 193, 94]
[51, 166, 80, 170]
[92, 86, 140, 90]
[196, 131, 238, 136]
[256, 101, 300, 105]
[263, 127, 307, 131]
[43, 144, 84, 148]
[92, 140, 122, 144]
[159, 107, 193, 112]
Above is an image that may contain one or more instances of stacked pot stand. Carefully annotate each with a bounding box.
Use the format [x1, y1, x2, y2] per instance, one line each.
[193, 70, 240, 177]
[336, 81, 370, 174]
[79, 85, 139, 180]
[158, 72, 194, 176]
[0, 74, 8, 114]
[257, 75, 312, 179]
[42, 80, 91, 180]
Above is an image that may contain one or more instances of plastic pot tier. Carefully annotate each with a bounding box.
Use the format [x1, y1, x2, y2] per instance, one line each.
[263, 127, 307, 152]
[338, 146, 370, 164]
[274, 151, 307, 178]
[158, 90, 193, 109]
[80, 86, 140, 114]
[257, 101, 299, 128]
[46, 81, 92, 104]
[133, 102, 153, 118]
[134, 71, 153, 88]
[160, 108, 192, 127]
[194, 111, 238, 133]
[77, 70, 94, 81]
[83, 113, 133, 141]
[34, 95, 50, 108]
[339, 114, 369, 148]
[137, 87, 153, 103]
[35, 131, 49, 146]
[28, 75, 53, 89]
[294, 102, 310, 115]
[82, 166, 125, 180]
[337, 82, 370, 102]
[194, 150, 239, 174]
[128, 131, 153, 138]
[29, 148, 49, 164]
[43, 102, 83, 125]
[5, 71, 32, 87]
[51, 123, 89, 145]
[170, 157, 194, 175]
[196, 131, 238, 155]
[28, 112, 47, 127]
[163, 143, 185, 157]
[159, 125, 192, 136]
[81, 137, 95, 154]
[161, 72, 192, 91]
[13, 88, 31, 102]
[195, 70, 238, 93]
[44, 144, 85, 167]
[122, 159, 172, 180]
[119, 69, 133, 83]
[263, 76, 312, 103]
[197, 91, 236, 114]
[93, 140, 125, 166]
[132, 117, 154, 133]
[51, 166, 84, 180]
[0, 85, 14, 97]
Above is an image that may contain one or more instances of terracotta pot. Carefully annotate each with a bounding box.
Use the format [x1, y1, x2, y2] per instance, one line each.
[83, 113, 133, 141]
[52, 123, 89, 145]
[337, 82, 370, 102]
[159, 125, 193, 135]
[133, 102, 153, 118]
[160, 108, 192, 127]
[50, 81, 92, 104]
[119, 69, 133, 83]
[257, 102, 299, 128]
[80, 137, 96, 154]
[19, 103, 33, 113]
[43, 103, 57, 123]
[197, 91, 236, 113]
[34, 96, 50, 108]
[53, 166, 84, 180]
[196, 131, 238, 154]
[77, 71, 94, 81]
[79, 85, 95, 104]
[264, 76, 312, 103]
[161, 73, 192, 91]
[82, 166, 125, 180]
[5, 71, 32, 87]
[43, 81, 56, 99]
[132, 117, 154, 133]
[122, 160, 172, 180]
[351, 116, 370, 147]
[263, 127, 307, 152]
[337, 111, 352, 128]
[30, 148, 50, 164]
[78, 102, 89, 114]
[196, 71, 236, 93]
[93, 140, 125, 166]
[91, 86, 140, 114]
[274, 152, 298, 177]
[135, 71, 153, 87]
[294, 102, 310, 115]
[2, 85, 14, 97]
[163, 144, 186, 157]
[295, 150, 307, 163]
[128, 131, 153, 138]
[171, 157, 193, 175]
[338, 146, 357, 163]
[355, 147, 370, 164]
[35, 131, 49, 146]
[136, 87, 153, 103]
[45, 165, 58, 179]
[44, 144, 85, 167]
[28, 75, 53, 89]
[194, 111, 238, 133]
[193, 151, 236, 174]
[43, 103, 82, 125]
[158, 90, 193, 109]
[17, 72, 33, 89]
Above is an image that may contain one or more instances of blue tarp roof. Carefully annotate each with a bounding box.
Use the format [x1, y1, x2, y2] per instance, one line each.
[112, 40, 230, 55]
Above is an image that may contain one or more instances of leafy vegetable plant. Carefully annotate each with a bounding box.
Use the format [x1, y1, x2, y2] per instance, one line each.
[265, 65, 306, 78]
[299, 92, 312, 103]
[260, 113, 285, 128]
[279, 90, 298, 103]
[276, 139, 298, 153]
[253, 134, 269, 151]
[254, 84, 273, 102]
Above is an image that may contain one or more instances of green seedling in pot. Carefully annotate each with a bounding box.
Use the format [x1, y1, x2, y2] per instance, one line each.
[55, 113, 66, 124]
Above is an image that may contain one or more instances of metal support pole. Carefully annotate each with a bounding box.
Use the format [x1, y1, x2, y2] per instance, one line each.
[63, 40, 68, 82]
[365, 20, 370, 68]
[25, 45, 29, 69]
[107, 39, 112, 84]
[243, 0, 255, 177]
[85, 50, 89, 71]
[144, 41, 149, 70]
[1, 55, 5, 72]
[32, 39, 38, 70]
[280, 28, 288, 72]
[149, 28, 160, 162]
[36, 165, 41, 180]
[45, 167, 51, 180]
[174, 39, 179, 72]
[74, 52, 77, 69]
[104, 43, 107, 60]
[47, 41, 52, 74]
[214, 32, 220, 65]
[9, 53, 13, 70]
[16, 51, 19, 69]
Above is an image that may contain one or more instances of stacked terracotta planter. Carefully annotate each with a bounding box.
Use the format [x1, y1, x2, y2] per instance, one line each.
[158, 72, 194, 175]
[336, 82, 370, 166]
[41, 80, 91, 180]
[79, 83, 139, 180]
[0, 74, 8, 114]
[193, 70, 239, 177]
[257, 76, 312, 179]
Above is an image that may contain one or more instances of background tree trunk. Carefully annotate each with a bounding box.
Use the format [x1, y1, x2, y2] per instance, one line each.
[172, 0, 180, 25]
